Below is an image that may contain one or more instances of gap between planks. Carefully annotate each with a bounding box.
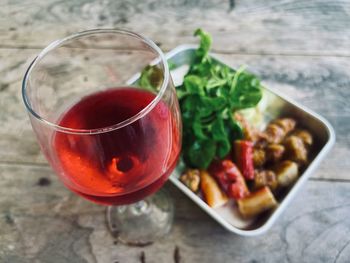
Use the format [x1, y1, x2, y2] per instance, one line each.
[1, 44, 350, 58]
[1, 161, 349, 184]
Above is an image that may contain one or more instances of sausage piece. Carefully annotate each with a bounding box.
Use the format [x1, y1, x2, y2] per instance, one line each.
[293, 129, 313, 147]
[264, 124, 286, 144]
[284, 136, 308, 164]
[254, 170, 278, 191]
[274, 160, 299, 188]
[253, 148, 266, 167]
[262, 118, 297, 144]
[265, 144, 285, 163]
[273, 118, 296, 134]
[237, 186, 278, 217]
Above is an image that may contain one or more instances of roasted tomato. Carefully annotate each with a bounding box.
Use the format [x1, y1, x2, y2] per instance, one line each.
[234, 140, 255, 180]
[210, 159, 249, 200]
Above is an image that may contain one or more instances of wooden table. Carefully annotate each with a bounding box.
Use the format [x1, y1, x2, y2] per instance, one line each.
[1, 1, 349, 262]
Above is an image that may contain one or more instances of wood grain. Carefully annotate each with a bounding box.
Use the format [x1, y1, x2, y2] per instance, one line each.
[1, 0, 349, 262]
[1, 0, 350, 55]
[0, 49, 46, 165]
[0, 163, 349, 263]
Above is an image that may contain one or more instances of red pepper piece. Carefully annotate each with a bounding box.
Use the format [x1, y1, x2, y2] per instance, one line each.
[209, 160, 233, 192]
[222, 160, 241, 181]
[234, 140, 255, 180]
[210, 159, 249, 199]
[228, 181, 249, 200]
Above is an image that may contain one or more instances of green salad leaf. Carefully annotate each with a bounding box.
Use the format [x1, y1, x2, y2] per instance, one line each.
[194, 28, 212, 63]
[138, 65, 163, 92]
[139, 29, 262, 169]
[178, 29, 262, 168]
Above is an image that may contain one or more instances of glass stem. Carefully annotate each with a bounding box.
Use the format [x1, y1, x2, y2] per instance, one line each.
[106, 189, 174, 246]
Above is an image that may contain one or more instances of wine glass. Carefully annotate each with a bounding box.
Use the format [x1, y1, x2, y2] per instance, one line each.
[22, 29, 182, 245]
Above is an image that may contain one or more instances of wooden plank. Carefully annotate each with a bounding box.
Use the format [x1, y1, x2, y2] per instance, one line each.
[0, 49, 346, 179]
[0, 163, 350, 262]
[1, 0, 350, 55]
[0, 49, 47, 165]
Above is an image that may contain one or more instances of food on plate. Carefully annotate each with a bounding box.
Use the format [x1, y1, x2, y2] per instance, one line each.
[200, 170, 228, 208]
[253, 144, 286, 168]
[263, 123, 286, 144]
[292, 129, 313, 147]
[180, 169, 201, 192]
[140, 28, 315, 219]
[265, 144, 285, 163]
[173, 30, 315, 218]
[178, 112, 315, 218]
[253, 148, 266, 167]
[253, 170, 278, 191]
[180, 113, 311, 218]
[274, 160, 299, 187]
[237, 186, 277, 218]
[176, 29, 262, 169]
[261, 118, 296, 144]
[233, 140, 255, 180]
[273, 118, 296, 134]
[210, 159, 249, 200]
[284, 135, 308, 165]
[234, 113, 261, 142]
[139, 65, 163, 92]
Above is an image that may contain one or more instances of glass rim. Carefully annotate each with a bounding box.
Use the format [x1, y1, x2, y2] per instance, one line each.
[22, 28, 170, 135]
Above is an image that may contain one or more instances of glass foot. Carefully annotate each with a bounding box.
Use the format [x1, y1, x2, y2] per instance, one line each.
[106, 189, 174, 246]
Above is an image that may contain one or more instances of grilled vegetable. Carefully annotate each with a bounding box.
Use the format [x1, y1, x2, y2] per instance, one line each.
[234, 140, 255, 180]
[226, 168, 250, 200]
[180, 169, 201, 192]
[284, 136, 308, 164]
[228, 181, 250, 200]
[254, 170, 278, 191]
[210, 160, 237, 192]
[274, 160, 299, 187]
[265, 144, 285, 163]
[210, 160, 249, 200]
[237, 186, 277, 217]
[200, 170, 228, 208]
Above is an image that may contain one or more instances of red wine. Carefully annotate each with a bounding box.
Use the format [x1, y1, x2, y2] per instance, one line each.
[54, 87, 180, 205]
